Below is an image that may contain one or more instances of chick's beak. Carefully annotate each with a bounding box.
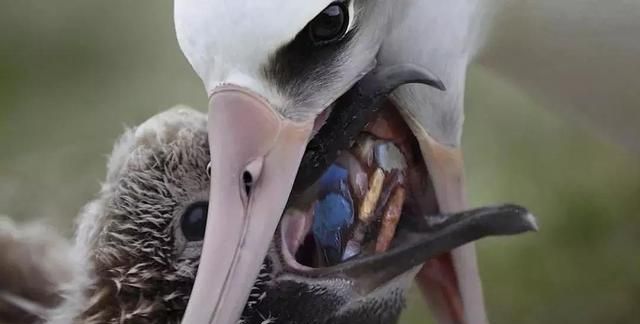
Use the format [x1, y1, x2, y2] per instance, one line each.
[181, 86, 313, 324]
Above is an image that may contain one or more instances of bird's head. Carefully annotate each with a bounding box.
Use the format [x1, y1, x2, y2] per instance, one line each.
[173, 1, 535, 323]
[175, 0, 390, 121]
[51, 108, 210, 323]
[54, 108, 534, 324]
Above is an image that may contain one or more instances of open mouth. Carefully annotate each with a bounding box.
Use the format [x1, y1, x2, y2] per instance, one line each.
[281, 101, 442, 271]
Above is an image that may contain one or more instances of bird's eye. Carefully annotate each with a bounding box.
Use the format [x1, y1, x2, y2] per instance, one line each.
[308, 2, 349, 45]
[180, 201, 209, 241]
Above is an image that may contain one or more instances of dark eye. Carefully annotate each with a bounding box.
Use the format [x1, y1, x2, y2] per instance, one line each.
[180, 201, 209, 241]
[308, 2, 349, 45]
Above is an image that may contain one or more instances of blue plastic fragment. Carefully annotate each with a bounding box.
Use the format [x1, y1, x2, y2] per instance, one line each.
[311, 164, 354, 265]
[317, 164, 349, 192]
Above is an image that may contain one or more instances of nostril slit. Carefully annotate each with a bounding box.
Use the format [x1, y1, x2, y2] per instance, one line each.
[242, 158, 264, 201]
[243, 171, 253, 196]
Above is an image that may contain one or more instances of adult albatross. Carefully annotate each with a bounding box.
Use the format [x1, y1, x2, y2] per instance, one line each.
[173, 0, 639, 323]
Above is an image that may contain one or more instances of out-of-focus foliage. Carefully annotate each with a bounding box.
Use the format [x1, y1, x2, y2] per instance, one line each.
[1, 2, 638, 323]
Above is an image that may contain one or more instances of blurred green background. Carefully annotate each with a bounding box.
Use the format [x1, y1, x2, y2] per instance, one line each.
[1, 2, 638, 323]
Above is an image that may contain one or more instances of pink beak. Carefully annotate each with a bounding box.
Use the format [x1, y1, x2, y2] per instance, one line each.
[181, 85, 314, 324]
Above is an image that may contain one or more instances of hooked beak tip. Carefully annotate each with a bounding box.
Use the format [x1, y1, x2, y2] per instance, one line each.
[489, 203, 539, 235]
[525, 212, 539, 232]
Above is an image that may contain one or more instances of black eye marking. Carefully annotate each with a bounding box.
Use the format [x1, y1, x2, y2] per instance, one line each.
[308, 2, 349, 45]
[263, 1, 356, 103]
[180, 201, 209, 242]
